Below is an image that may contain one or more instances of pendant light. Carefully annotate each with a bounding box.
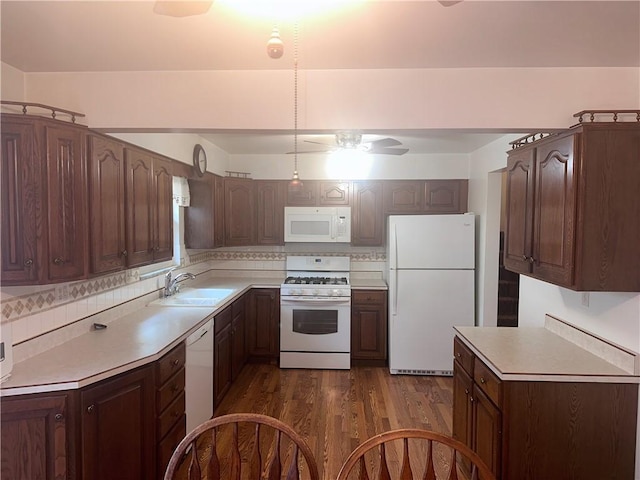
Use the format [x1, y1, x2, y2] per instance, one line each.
[289, 22, 303, 190]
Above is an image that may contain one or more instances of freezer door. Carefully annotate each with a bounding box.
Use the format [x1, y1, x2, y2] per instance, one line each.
[388, 215, 475, 270]
[389, 269, 474, 374]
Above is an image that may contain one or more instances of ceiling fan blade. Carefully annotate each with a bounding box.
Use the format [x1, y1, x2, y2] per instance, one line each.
[153, 0, 212, 17]
[369, 137, 402, 148]
[286, 149, 334, 154]
[368, 147, 409, 155]
[304, 140, 335, 147]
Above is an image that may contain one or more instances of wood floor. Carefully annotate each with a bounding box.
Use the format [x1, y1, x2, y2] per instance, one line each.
[212, 363, 454, 480]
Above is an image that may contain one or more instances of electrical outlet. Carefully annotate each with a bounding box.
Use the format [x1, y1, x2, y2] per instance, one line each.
[581, 292, 590, 307]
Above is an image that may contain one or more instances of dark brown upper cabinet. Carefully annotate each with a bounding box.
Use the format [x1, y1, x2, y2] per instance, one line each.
[1, 114, 88, 285]
[504, 121, 640, 291]
[383, 179, 468, 214]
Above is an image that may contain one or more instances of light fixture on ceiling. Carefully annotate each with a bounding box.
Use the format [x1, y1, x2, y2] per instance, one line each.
[289, 22, 303, 190]
[266, 26, 284, 59]
[336, 132, 363, 149]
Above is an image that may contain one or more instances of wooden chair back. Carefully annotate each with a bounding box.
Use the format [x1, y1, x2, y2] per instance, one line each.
[336, 428, 496, 480]
[163, 413, 319, 480]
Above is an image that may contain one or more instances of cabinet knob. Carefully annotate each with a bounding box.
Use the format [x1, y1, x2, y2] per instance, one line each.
[53, 257, 64, 266]
[455, 352, 461, 358]
[171, 383, 179, 393]
[86, 404, 95, 414]
[522, 255, 528, 261]
[469, 396, 474, 403]
[270, 294, 275, 300]
[120, 249, 128, 257]
[528, 256, 535, 264]
[480, 377, 486, 384]
[172, 359, 179, 367]
[55, 413, 64, 421]
[24, 258, 34, 267]
[464, 388, 469, 395]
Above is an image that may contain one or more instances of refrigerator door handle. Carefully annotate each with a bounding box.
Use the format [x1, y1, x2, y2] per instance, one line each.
[391, 224, 398, 316]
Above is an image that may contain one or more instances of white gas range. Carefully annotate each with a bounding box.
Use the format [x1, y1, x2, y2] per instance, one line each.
[280, 256, 351, 370]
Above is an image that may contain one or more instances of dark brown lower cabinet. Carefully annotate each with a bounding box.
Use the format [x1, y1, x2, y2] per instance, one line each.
[80, 365, 155, 480]
[350, 289, 387, 365]
[1, 392, 76, 480]
[214, 305, 233, 408]
[1, 344, 188, 480]
[453, 336, 638, 480]
[246, 288, 280, 361]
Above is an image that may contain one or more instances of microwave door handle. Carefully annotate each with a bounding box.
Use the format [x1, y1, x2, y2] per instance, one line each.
[331, 216, 336, 240]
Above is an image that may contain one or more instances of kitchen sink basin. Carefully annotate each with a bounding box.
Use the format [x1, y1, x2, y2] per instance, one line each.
[148, 287, 235, 307]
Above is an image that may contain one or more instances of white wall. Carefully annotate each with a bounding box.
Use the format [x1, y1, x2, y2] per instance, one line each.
[23, 67, 640, 131]
[1, 62, 25, 101]
[230, 152, 471, 180]
[109, 132, 230, 175]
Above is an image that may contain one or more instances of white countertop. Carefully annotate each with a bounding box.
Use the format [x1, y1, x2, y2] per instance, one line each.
[1, 276, 284, 396]
[455, 325, 640, 383]
[350, 278, 387, 289]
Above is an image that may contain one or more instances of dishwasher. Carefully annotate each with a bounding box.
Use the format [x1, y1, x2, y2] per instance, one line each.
[185, 318, 214, 433]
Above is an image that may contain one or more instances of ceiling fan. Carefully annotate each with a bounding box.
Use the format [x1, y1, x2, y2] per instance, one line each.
[289, 133, 409, 156]
[153, 0, 463, 17]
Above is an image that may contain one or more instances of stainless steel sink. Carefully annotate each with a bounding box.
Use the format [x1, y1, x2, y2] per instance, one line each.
[148, 287, 235, 307]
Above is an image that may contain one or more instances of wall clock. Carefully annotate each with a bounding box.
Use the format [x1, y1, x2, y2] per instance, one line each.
[193, 144, 207, 177]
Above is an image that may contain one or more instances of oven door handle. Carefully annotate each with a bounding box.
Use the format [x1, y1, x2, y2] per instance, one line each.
[281, 298, 351, 306]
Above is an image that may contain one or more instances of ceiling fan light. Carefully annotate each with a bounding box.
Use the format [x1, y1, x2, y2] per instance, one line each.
[336, 132, 362, 149]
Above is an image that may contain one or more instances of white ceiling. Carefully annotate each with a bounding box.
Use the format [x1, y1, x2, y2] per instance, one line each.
[2, 0, 639, 155]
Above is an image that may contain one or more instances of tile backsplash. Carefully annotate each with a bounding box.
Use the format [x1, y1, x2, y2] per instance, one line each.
[1, 246, 386, 351]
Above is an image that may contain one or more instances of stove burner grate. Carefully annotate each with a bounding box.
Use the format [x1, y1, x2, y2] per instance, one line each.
[284, 276, 348, 286]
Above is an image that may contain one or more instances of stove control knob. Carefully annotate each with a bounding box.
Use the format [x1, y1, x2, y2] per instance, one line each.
[332, 289, 340, 296]
[313, 289, 320, 296]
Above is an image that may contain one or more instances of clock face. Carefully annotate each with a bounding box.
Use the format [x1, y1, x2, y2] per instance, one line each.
[193, 144, 207, 176]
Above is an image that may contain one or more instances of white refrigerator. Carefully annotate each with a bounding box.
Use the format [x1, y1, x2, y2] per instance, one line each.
[387, 214, 475, 375]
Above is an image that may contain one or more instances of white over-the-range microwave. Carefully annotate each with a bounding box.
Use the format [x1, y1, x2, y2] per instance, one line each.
[284, 206, 351, 243]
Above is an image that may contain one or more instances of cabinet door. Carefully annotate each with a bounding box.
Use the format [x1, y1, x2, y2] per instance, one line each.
[152, 157, 174, 262]
[1, 393, 71, 480]
[351, 181, 384, 246]
[213, 174, 225, 247]
[231, 297, 247, 380]
[81, 366, 155, 480]
[88, 134, 127, 274]
[286, 180, 318, 205]
[1, 119, 41, 284]
[383, 180, 423, 213]
[319, 181, 350, 205]
[125, 148, 155, 267]
[255, 180, 285, 245]
[246, 288, 280, 359]
[473, 384, 501, 479]
[424, 179, 468, 213]
[452, 362, 474, 475]
[532, 134, 576, 285]
[224, 178, 255, 246]
[503, 148, 535, 274]
[45, 124, 88, 282]
[350, 290, 387, 361]
[214, 322, 232, 407]
[185, 173, 215, 249]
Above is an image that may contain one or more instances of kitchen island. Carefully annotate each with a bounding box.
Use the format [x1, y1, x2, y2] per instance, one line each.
[453, 316, 639, 480]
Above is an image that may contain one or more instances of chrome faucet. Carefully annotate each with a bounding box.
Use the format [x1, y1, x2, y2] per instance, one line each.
[164, 269, 196, 297]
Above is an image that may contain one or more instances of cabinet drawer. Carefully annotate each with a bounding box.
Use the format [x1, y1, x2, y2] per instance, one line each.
[158, 413, 186, 475]
[473, 358, 502, 407]
[157, 390, 185, 440]
[156, 342, 186, 385]
[157, 367, 185, 412]
[453, 336, 474, 377]
[352, 290, 386, 305]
